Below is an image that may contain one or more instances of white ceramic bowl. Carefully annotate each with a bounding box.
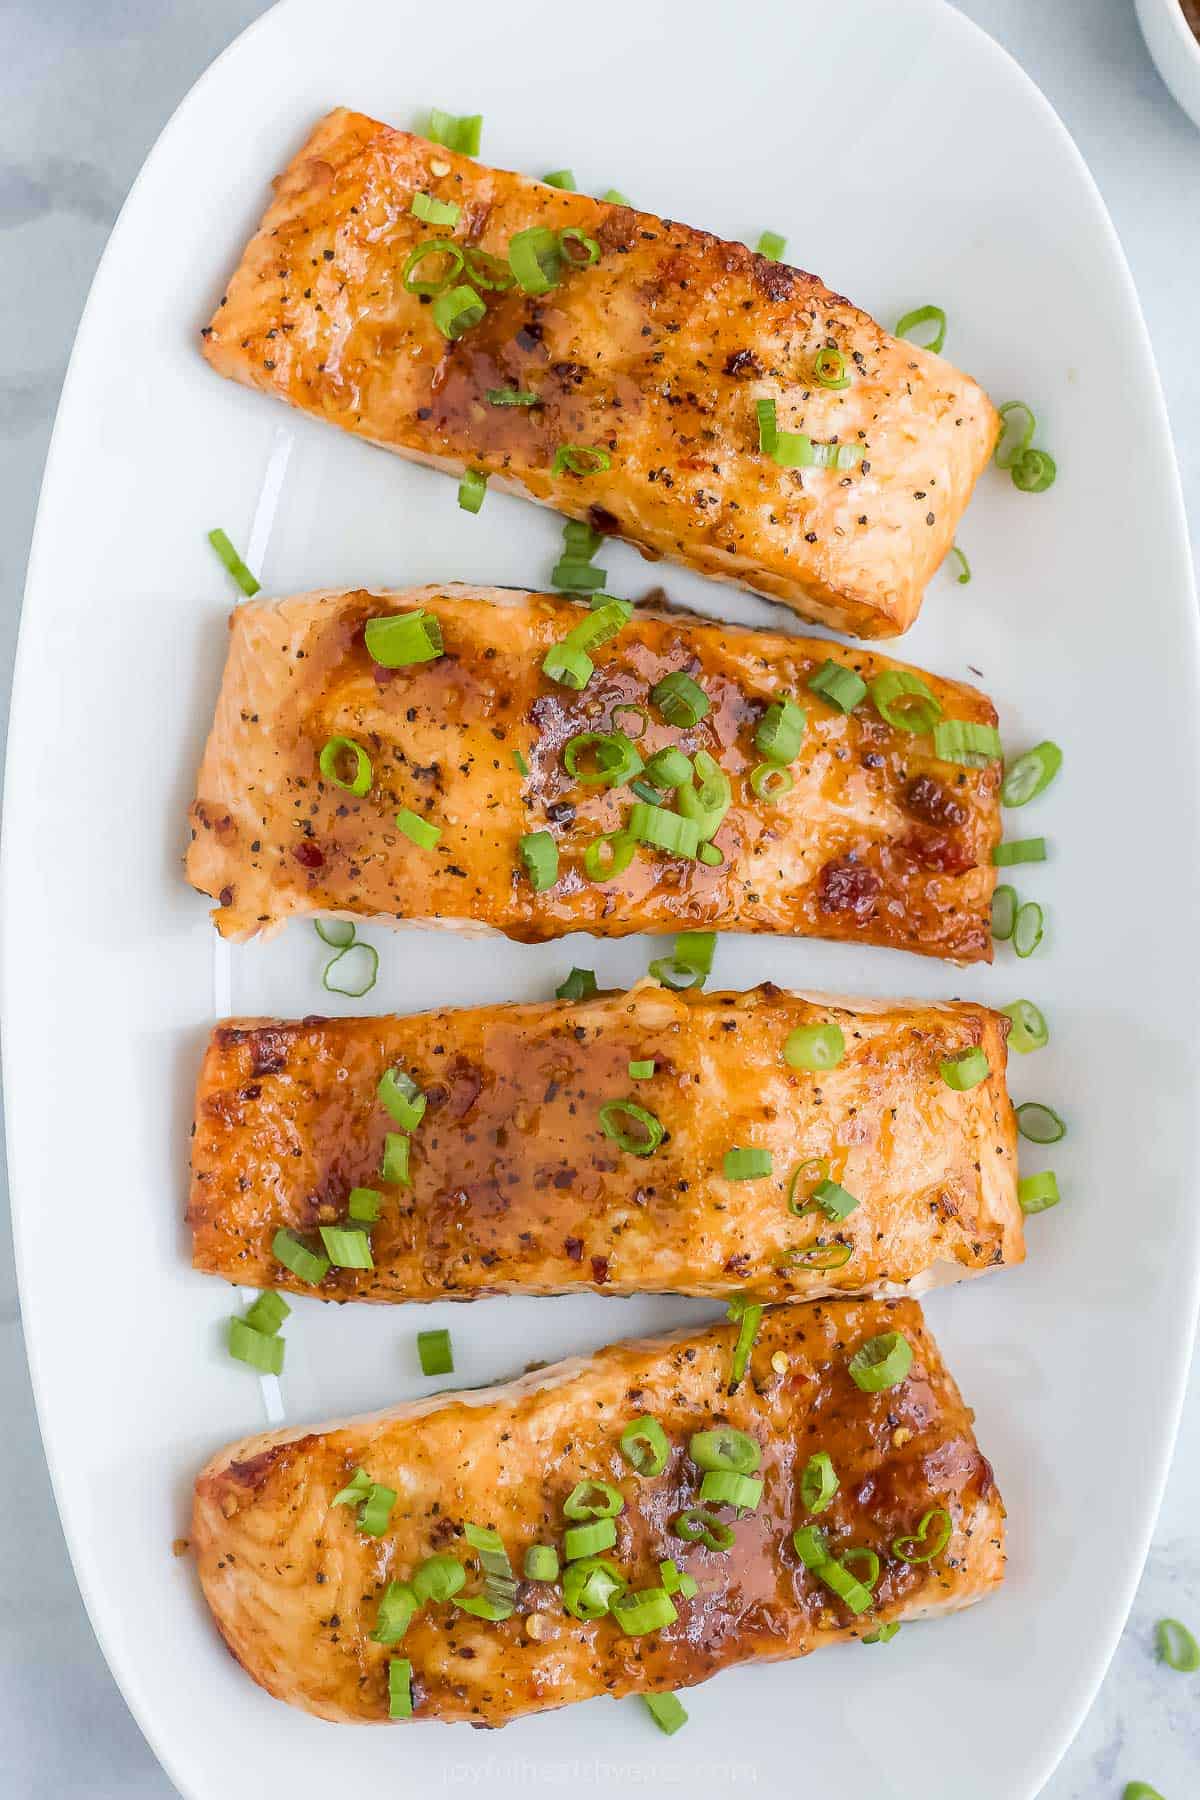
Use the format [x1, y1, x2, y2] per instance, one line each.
[1137, 0, 1200, 129]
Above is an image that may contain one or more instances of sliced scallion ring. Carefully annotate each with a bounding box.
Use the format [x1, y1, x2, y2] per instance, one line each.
[227, 1317, 285, 1374]
[628, 802, 700, 859]
[1011, 447, 1057, 493]
[348, 1187, 382, 1223]
[272, 1228, 329, 1285]
[755, 698, 806, 763]
[412, 1554, 466, 1604]
[519, 830, 558, 891]
[314, 918, 355, 949]
[894, 304, 946, 353]
[322, 941, 379, 998]
[1155, 1616, 1200, 1672]
[1018, 1171, 1060, 1215]
[559, 226, 600, 266]
[402, 238, 465, 295]
[1016, 1101, 1066, 1145]
[523, 1544, 559, 1583]
[993, 837, 1047, 867]
[933, 718, 1002, 766]
[619, 1415, 670, 1476]
[395, 807, 441, 850]
[991, 884, 1018, 941]
[800, 1451, 839, 1514]
[755, 229, 787, 260]
[487, 386, 540, 407]
[611, 1585, 678, 1637]
[508, 225, 563, 293]
[648, 930, 716, 990]
[542, 168, 576, 190]
[994, 401, 1036, 470]
[1013, 902, 1045, 958]
[1003, 999, 1049, 1054]
[416, 1328, 453, 1376]
[699, 1469, 762, 1510]
[371, 1580, 418, 1644]
[318, 736, 371, 795]
[689, 1427, 760, 1474]
[891, 1507, 952, 1563]
[812, 344, 850, 389]
[457, 467, 488, 512]
[319, 1224, 374, 1270]
[552, 444, 613, 477]
[207, 527, 260, 596]
[365, 609, 443, 667]
[563, 1480, 624, 1520]
[378, 1067, 427, 1131]
[1002, 741, 1063, 807]
[726, 1295, 763, 1393]
[948, 544, 971, 584]
[584, 829, 636, 882]
[751, 763, 794, 801]
[808, 658, 867, 713]
[869, 670, 943, 735]
[644, 745, 693, 789]
[847, 1330, 913, 1392]
[670, 1507, 735, 1551]
[599, 1098, 665, 1157]
[784, 1022, 845, 1072]
[651, 670, 710, 728]
[381, 1132, 411, 1185]
[562, 1555, 625, 1620]
[787, 1157, 831, 1214]
[780, 1240, 852, 1271]
[563, 1517, 617, 1559]
[411, 191, 460, 226]
[643, 1692, 688, 1735]
[425, 108, 482, 155]
[723, 1146, 773, 1181]
[940, 1047, 989, 1091]
[555, 966, 598, 1002]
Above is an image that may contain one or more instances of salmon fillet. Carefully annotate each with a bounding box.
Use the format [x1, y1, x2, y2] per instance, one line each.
[201, 109, 998, 639]
[186, 586, 1001, 959]
[189, 983, 1022, 1303]
[192, 1298, 1005, 1725]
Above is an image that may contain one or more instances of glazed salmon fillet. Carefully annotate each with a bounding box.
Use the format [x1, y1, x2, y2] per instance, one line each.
[189, 983, 1022, 1303]
[186, 587, 1002, 959]
[201, 109, 998, 639]
[192, 1298, 1005, 1725]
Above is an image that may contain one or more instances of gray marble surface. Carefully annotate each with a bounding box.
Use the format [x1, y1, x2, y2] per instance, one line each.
[1, 2, 1197, 1795]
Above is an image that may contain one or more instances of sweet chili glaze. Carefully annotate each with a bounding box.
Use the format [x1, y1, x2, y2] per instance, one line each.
[189, 983, 1022, 1303]
[192, 1298, 1005, 1725]
[200, 109, 998, 639]
[186, 586, 1002, 960]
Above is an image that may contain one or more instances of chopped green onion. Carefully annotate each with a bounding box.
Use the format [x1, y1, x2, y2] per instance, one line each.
[508, 225, 563, 294]
[319, 1224, 374, 1270]
[1013, 900, 1045, 958]
[756, 229, 787, 260]
[755, 698, 806, 763]
[1156, 1616, 1200, 1672]
[751, 762, 794, 801]
[359, 1482, 397, 1537]
[808, 658, 867, 713]
[786, 1157, 830, 1214]
[932, 718, 1002, 765]
[458, 1523, 516, 1618]
[395, 806, 441, 850]
[784, 1022, 845, 1072]
[487, 386, 540, 407]
[869, 671, 943, 735]
[315, 918, 355, 949]
[699, 842, 724, 866]
[949, 544, 971, 584]
[457, 465, 488, 510]
[563, 1555, 626, 1619]
[1016, 1101, 1066, 1144]
[863, 1622, 901, 1645]
[723, 1146, 773, 1181]
[1011, 447, 1057, 492]
[599, 1098, 665, 1157]
[726, 1295, 763, 1393]
[371, 1581, 418, 1643]
[810, 1177, 859, 1221]
[813, 344, 850, 389]
[892, 1507, 952, 1562]
[207, 527, 260, 596]
[644, 746, 693, 788]
[564, 1517, 617, 1560]
[244, 1290, 290, 1336]
[659, 1558, 698, 1599]
[543, 168, 576, 189]
[388, 1657, 414, 1718]
[464, 1521, 512, 1579]
[676, 750, 731, 842]
[523, 1544, 559, 1582]
[564, 1480, 624, 1520]
[553, 558, 607, 592]
[642, 1692, 688, 1734]
[1121, 1786, 1164, 1800]
[556, 966, 598, 1001]
[619, 1415, 670, 1476]
[559, 227, 600, 266]
[425, 109, 483, 155]
[321, 941, 379, 998]
[381, 1132, 411, 1185]
[402, 237, 465, 295]
[842, 1547, 880, 1590]
[542, 640, 594, 689]
[454, 1592, 515, 1620]
[411, 190, 461, 226]
[512, 749, 529, 777]
[227, 1316, 285, 1374]
[417, 1328, 453, 1376]
[792, 1526, 873, 1614]
[994, 401, 1036, 469]
[564, 730, 643, 788]
[848, 1330, 913, 1392]
[1018, 1171, 1061, 1214]
[348, 1186, 382, 1223]
[552, 444, 613, 477]
[319, 734, 373, 795]
[628, 1059, 655, 1080]
[993, 837, 1047, 867]
[648, 929, 716, 990]
[612, 1586, 679, 1636]
[378, 1068, 426, 1131]
[519, 830, 559, 891]
[629, 802, 700, 859]
[412, 1554, 465, 1604]
[991, 884, 1018, 941]
[895, 304, 947, 353]
[272, 1228, 329, 1285]
[671, 1508, 735, 1551]
[1003, 999, 1049, 1054]
[612, 702, 649, 738]
[781, 1240, 853, 1271]
[1002, 741, 1063, 807]
[800, 1452, 839, 1514]
[689, 1428, 760, 1474]
[756, 398, 860, 469]
[564, 598, 631, 653]
[940, 1047, 989, 1091]
[601, 187, 631, 205]
[584, 829, 636, 881]
[650, 670, 710, 728]
[331, 1467, 371, 1507]
[365, 609, 443, 667]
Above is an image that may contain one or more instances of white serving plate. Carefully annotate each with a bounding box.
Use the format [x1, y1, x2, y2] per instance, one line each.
[4, 1, 1198, 1795]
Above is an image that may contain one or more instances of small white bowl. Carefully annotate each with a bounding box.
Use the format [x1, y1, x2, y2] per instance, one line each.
[1137, 0, 1200, 130]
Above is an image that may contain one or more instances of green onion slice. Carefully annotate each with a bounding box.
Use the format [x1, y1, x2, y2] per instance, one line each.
[552, 443, 613, 477]
[425, 108, 482, 156]
[689, 1427, 760, 1474]
[611, 702, 649, 738]
[842, 1547, 880, 1590]
[787, 1157, 831, 1214]
[1003, 999, 1049, 1054]
[564, 1480, 624, 1521]
[319, 1225, 374, 1270]
[244, 1290, 290, 1336]
[644, 745, 693, 788]
[321, 942, 379, 998]
[676, 751, 731, 843]
[381, 1132, 411, 1185]
[411, 190, 460, 226]
[933, 718, 1002, 766]
[487, 386, 540, 407]
[993, 837, 1047, 867]
[507, 225, 563, 294]
[543, 168, 576, 189]
[365, 609, 443, 667]
[542, 641, 594, 689]
[994, 400, 1036, 469]
[620, 1415, 671, 1476]
[512, 749, 529, 777]
[784, 1022, 845, 1072]
[563, 729, 643, 787]
[800, 1451, 839, 1514]
[519, 830, 559, 891]
[892, 1507, 952, 1562]
[650, 670, 710, 728]
[559, 226, 600, 266]
[1156, 1616, 1200, 1672]
[599, 1098, 665, 1157]
[756, 229, 787, 260]
[562, 1555, 626, 1620]
[939, 1047, 990, 1091]
[895, 304, 947, 353]
[648, 929, 716, 990]
[1013, 900, 1045, 958]
[991, 884, 1018, 941]
[457, 466, 488, 511]
[863, 1622, 901, 1645]
[628, 1058, 655, 1080]
[1018, 1171, 1061, 1215]
[723, 1146, 773, 1181]
[553, 557, 607, 592]
[751, 762, 794, 802]
[556, 966, 598, 1002]
[611, 1585, 678, 1637]
[808, 658, 867, 713]
[780, 1239, 853, 1272]
[1121, 1786, 1164, 1800]
[1016, 1101, 1066, 1144]
[848, 1330, 913, 1392]
[601, 187, 631, 205]
[371, 1580, 418, 1643]
[331, 1467, 371, 1507]
[1011, 447, 1057, 493]
[699, 842, 724, 866]
[564, 1517, 617, 1560]
[388, 1657, 414, 1718]
[412, 1554, 465, 1604]
[207, 527, 260, 597]
[395, 806, 441, 850]
[810, 1178, 859, 1221]
[227, 1316, 285, 1374]
[813, 344, 850, 389]
[949, 544, 971, 584]
[628, 801, 700, 859]
[348, 1186, 382, 1223]
[378, 1067, 427, 1131]
[671, 1507, 735, 1551]
[584, 829, 636, 881]
[402, 237, 465, 295]
[726, 1295, 763, 1393]
[755, 698, 807, 763]
[642, 1692, 688, 1735]
[869, 670, 943, 735]
[699, 1468, 763, 1510]
[792, 1526, 874, 1615]
[756, 398, 860, 469]
[319, 735, 372, 795]
[359, 1482, 397, 1537]
[523, 1544, 559, 1582]
[272, 1228, 329, 1285]
[454, 1592, 516, 1621]
[659, 1558, 698, 1599]
[314, 917, 355, 949]
[1002, 741, 1063, 807]
[457, 1522, 516, 1618]
[417, 1328, 453, 1376]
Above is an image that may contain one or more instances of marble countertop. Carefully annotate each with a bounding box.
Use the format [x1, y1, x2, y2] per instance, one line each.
[1, 2, 1197, 1794]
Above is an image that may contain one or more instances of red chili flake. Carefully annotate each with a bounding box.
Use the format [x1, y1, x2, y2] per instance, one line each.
[293, 840, 325, 870]
[817, 857, 881, 917]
